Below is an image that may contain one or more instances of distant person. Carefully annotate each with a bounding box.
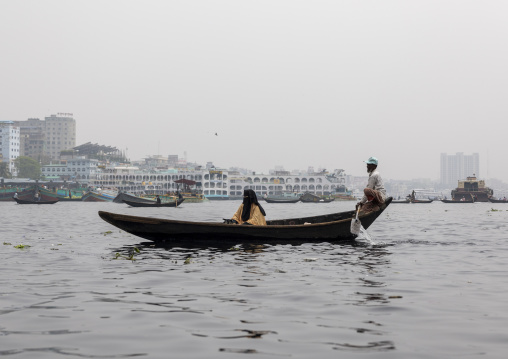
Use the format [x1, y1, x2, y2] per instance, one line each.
[69, 190, 72, 199]
[155, 195, 161, 204]
[230, 189, 267, 225]
[357, 157, 386, 213]
[34, 191, 41, 202]
[13, 192, 18, 199]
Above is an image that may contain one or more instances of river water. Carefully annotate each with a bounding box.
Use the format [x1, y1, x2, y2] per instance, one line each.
[1, 200, 507, 358]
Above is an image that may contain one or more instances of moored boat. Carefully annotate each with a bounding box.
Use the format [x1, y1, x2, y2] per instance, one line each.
[113, 192, 156, 204]
[263, 192, 301, 204]
[441, 199, 474, 203]
[451, 176, 492, 202]
[82, 189, 117, 202]
[123, 198, 185, 207]
[37, 186, 85, 201]
[14, 198, 59, 205]
[391, 199, 411, 203]
[300, 192, 335, 203]
[0, 187, 25, 201]
[488, 198, 508, 203]
[98, 198, 392, 246]
[412, 199, 433, 203]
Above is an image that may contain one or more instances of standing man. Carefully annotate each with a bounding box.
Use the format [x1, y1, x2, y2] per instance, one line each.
[357, 157, 386, 213]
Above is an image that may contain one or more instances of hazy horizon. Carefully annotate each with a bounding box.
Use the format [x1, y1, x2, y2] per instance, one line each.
[2, 1, 507, 181]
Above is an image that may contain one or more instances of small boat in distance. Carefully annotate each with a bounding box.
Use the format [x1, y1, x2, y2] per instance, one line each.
[263, 192, 301, 203]
[122, 198, 185, 207]
[488, 198, 508, 203]
[441, 198, 475, 203]
[300, 192, 335, 203]
[14, 198, 59, 205]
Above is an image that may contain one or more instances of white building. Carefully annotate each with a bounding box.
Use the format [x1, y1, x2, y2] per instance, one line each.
[41, 157, 99, 181]
[44, 113, 76, 160]
[0, 121, 21, 175]
[440, 152, 480, 186]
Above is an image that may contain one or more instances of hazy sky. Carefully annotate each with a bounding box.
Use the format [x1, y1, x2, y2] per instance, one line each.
[2, 1, 507, 180]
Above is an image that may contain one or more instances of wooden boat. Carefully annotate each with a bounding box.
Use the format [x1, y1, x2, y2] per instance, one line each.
[37, 186, 85, 202]
[441, 199, 474, 203]
[264, 197, 301, 203]
[0, 187, 25, 201]
[123, 198, 185, 207]
[113, 192, 156, 204]
[14, 198, 59, 205]
[488, 198, 508, 203]
[300, 192, 335, 203]
[412, 199, 433, 203]
[82, 190, 117, 202]
[98, 198, 392, 246]
[263, 192, 301, 203]
[391, 199, 411, 203]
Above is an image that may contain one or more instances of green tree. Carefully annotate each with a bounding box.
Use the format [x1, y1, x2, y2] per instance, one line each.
[0, 162, 12, 178]
[13, 156, 41, 179]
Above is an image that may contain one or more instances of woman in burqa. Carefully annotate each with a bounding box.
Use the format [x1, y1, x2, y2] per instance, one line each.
[231, 189, 267, 225]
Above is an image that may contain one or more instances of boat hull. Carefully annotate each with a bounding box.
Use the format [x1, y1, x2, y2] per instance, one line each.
[123, 199, 185, 207]
[488, 198, 508, 203]
[98, 198, 392, 246]
[441, 199, 474, 203]
[14, 198, 59, 205]
[264, 198, 300, 203]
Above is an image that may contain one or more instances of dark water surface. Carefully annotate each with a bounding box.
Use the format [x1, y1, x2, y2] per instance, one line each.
[1, 200, 507, 358]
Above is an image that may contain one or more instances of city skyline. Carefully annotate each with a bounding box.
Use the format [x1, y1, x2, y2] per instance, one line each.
[2, 1, 508, 181]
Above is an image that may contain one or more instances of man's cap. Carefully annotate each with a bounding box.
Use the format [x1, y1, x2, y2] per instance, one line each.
[364, 157, 378, 165]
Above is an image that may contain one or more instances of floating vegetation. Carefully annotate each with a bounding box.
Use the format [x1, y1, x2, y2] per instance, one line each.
[228, 246, 241, 251]
[114, 247, 140, 261]
[103, 231, 113, 236]
[489, 208, 499, 212]
[14, 244, 30, 249]
[184, 257, 192, 264]
[3, 242, 11, 245]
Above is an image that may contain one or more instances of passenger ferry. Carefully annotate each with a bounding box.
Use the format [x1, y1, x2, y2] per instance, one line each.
[451, 176, 493, 202]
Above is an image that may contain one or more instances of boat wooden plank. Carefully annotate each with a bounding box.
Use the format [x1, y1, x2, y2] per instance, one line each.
[98, 198, 392, 245]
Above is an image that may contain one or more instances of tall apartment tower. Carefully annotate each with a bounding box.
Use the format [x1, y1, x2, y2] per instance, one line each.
[440, 152, 480, 186]
[15, 114, 76, 163]
[15, 118, 47, 162]
[44, 113, 76, 160]
[0, 121, 21, 175]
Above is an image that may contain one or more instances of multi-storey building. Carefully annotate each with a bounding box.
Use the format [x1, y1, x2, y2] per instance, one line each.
[14, 113, 76, 162]
[44, 114, 76, 160]
[41, 157, 99, 181]
[15, 118, 47, 162]
[440, 152, 480, 186]
[0, 121, 21, 175]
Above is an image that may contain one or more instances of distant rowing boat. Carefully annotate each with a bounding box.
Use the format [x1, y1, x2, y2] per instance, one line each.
[122, 198, 185, 207]
[14, 198, 59, 205]
[441, 199, 474, 203]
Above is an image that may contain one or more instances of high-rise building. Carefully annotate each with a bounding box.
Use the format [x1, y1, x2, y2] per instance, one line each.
[16, 118, 47, 162]
[0, 121, 21, 175]
[440, 152, 480, 186]
[14, 113, 76, 162]
[44, 114, 76, 160]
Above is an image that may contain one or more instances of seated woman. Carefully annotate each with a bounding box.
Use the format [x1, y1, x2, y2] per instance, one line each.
[231, 189, 267, 225]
